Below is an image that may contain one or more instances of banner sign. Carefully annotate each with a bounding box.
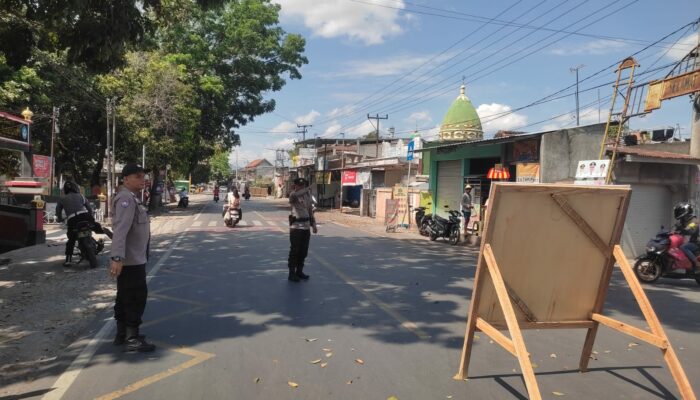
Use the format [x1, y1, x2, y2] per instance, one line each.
[342, 169, 358, 186]
[32, 155, 51, 178]
[516, 163, 540, 183]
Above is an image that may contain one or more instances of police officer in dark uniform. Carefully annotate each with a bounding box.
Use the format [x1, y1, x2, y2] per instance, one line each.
[56, 181, 112, 266]
[288, 178, 317, 282]
[110, 163, 155, 352]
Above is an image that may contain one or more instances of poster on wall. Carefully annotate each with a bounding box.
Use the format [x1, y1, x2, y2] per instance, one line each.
[512, 139, 538, 162]
[575, 159, 610, 185]
[342, 169, 358, 186]
[32, 155, 51, 178]
[516, 163, 540, 183]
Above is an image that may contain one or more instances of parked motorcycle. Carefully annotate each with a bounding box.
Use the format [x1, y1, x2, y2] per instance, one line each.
[413, 204, 433, 236]
[426, 206, 461, 245]
[71, 221, 104, 268]
[634, 228, 700, 285]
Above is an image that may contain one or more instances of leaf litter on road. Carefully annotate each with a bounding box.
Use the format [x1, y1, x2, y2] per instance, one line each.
[320, 362, 328, 368]
[310, 359, 322, 364]
[355, 359, 364, 365]
[288, 381, 299, 388]
[552, 391, 565, 396]
[325, 352, 333, 358]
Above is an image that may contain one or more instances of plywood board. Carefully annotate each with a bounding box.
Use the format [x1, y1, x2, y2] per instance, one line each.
[476, 183, 630, 326]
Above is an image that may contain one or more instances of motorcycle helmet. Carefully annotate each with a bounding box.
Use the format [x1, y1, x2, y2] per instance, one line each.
[673, 202, 693, 221]
[63, 181, 79, 194]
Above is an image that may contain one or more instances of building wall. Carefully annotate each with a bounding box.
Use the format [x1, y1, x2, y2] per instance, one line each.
[539, 124, 605, 183]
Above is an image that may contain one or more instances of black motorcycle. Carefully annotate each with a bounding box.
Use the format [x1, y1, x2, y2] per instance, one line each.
[413, 204, 433, 236]
[71, 221, 104, 268]
[426, 207, 461, 245]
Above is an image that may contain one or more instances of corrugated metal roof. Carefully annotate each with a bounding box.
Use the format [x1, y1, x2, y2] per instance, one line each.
[608, 146, 700, 161]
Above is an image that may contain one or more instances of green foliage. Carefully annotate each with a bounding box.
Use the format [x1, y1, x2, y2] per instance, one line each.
[209, 146, 232, 181]
[0, 0, 307, 185]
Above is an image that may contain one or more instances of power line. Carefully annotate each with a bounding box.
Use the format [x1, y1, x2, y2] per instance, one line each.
[331, 0, 633, 133]
[350, 0, 691, 49]
[312, 0, 526, 126]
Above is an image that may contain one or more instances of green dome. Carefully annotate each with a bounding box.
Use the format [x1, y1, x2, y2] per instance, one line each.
[439, 85, 483, 141]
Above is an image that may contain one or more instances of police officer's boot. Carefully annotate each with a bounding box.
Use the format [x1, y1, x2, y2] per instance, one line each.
[288, 268, 300, 282]
[63, 254, 72, 267]
[125, 327, 156, 353]
[113, 321, 126, 346]
[296, 266, 310, 280]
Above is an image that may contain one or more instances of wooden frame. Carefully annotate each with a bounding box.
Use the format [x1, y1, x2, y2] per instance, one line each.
[454, 183, 696, 400]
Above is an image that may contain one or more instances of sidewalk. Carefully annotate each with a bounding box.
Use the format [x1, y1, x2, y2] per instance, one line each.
[313, 205, 481, 246]
[0, 194, 209, 390]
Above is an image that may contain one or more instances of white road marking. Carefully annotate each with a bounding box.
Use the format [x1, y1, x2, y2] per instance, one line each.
[192, 221, 203, 227]
[253, 220, 263, 226]
[42, 202, 208, 400]
[267, 221, 276, 226]
[208, 221, 217, 227]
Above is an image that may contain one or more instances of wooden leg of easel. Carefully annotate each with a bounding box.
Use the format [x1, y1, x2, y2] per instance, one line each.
[483, 244, 542, 400]
[579, 324, 599, 372]
[455, 252, 487, 380]
[613, 245, 697, 400]
[454, 307, 478, 380]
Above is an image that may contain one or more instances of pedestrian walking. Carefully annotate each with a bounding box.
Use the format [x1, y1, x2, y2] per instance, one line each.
[461, 185, 473, 231]
[287, 178, 317, 282]
[110, 163, 156, 352]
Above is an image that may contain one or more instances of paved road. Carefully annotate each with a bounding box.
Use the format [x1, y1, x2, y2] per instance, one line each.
[13, 198, 700, 399]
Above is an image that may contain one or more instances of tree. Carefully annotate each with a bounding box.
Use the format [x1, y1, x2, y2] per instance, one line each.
[209, 146, 232, 181]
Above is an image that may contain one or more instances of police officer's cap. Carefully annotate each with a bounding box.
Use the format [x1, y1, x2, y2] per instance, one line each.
[122, 163, 148, 178]
[293, 177, 308, 186]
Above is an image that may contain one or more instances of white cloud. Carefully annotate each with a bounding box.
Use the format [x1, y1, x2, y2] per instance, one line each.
[270, 121, 297, 134]
[295, 109, 321, 125]
[327, 105, 357, 119]
[328, 53, 432, 78]
[275, 0, 405, 45]
[324, 123, 342, 136]
[270, 109, 321, 134]
[663, 34, 697, 61]
[550, 39, 627, 56]
[476, 103, 528, 133]
[540, 107, 602, 131]
[346, 120, 377, 138]
[405, 110, 432, 124]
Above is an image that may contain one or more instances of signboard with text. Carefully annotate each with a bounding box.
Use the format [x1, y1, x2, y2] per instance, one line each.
[32, 155, 51, 178]
[342, 169, 358, 186]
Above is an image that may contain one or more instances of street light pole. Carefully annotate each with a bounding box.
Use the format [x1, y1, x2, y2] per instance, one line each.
[50, 107, 58, 195]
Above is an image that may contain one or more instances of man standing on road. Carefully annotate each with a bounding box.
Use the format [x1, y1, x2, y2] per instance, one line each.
[461, 185, 473, 227]
[288, 178, 317, 282]
[110, 163, 156, 352]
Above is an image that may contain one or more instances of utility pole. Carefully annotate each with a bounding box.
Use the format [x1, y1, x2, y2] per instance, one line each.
[367, 113, 388, 158]
[691, 25, 700, 158]
[570, 64, 585, 126]
[142, 144, 146, 202]
[297, 124, 312, 142]
[111, 98, 117, 192]
[106, 99, 112, 219]
[50, 107, 59, 195]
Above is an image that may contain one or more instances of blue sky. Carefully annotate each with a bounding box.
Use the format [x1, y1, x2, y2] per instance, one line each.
[232, 0, 700, 167]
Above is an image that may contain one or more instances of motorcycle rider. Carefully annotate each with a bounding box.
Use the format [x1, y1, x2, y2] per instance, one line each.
[673, 202, 700, 272]
[56, 181, 112, 266]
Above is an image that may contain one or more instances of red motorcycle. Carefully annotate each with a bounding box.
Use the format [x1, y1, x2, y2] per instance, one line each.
[634, 229, 700, 285]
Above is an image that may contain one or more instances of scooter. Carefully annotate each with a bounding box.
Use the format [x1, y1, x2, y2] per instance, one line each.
[413, 203, 433, 236]
[634, 228, 700, 285]
[178, 193, 189, 208]
[426, 206, 461, 245]
[71, 221, 104, 268]
[223, 206, 241, 227]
